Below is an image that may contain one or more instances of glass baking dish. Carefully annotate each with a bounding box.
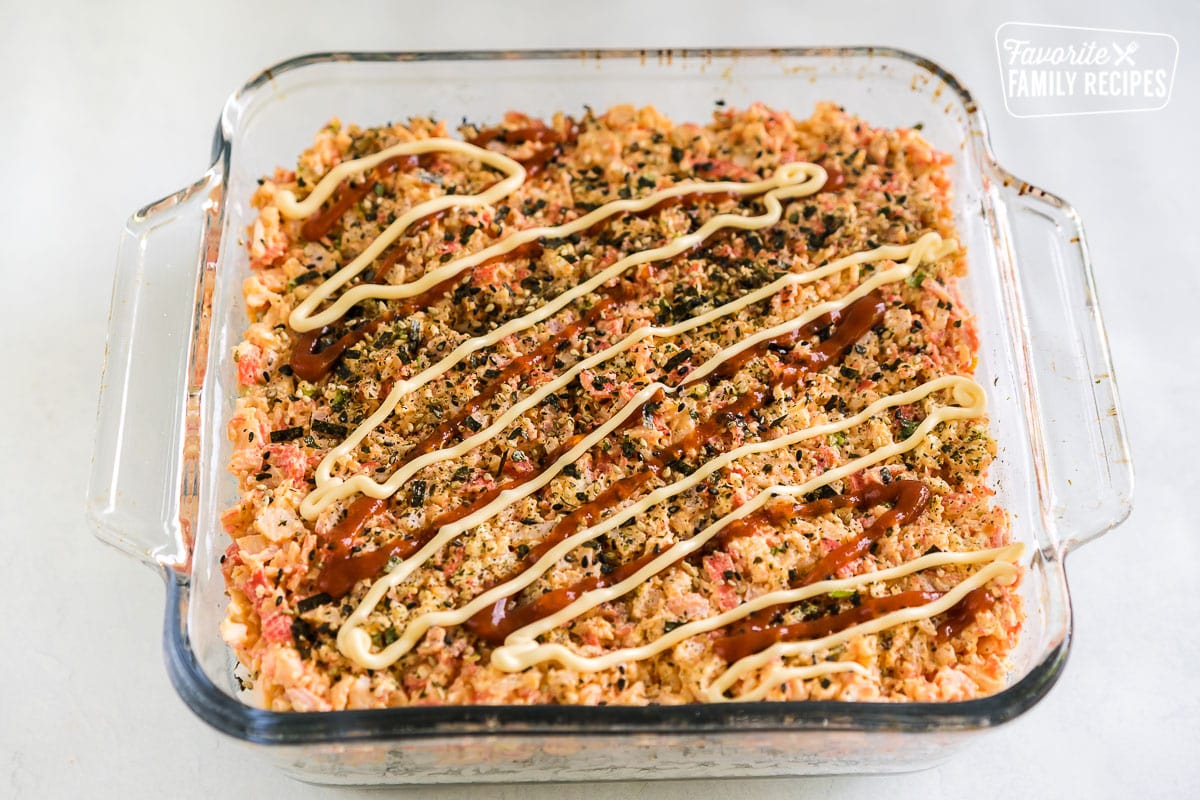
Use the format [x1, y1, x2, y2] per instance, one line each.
[87, 47, 1133, 784]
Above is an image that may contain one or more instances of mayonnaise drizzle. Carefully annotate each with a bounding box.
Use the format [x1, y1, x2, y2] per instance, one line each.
[303, 231, 955, 519]
[483, 377, 987, 672]
[276, 138, 824, 334]
[277, 141, 829, 520]
[703, 552, 1020, 702]
[339, 374, 986, 670]
[276, 138, 527, 332]
[485, 546, 1023, 703]
[276, 134, 998, 699]
[489, 544, 1021, 679]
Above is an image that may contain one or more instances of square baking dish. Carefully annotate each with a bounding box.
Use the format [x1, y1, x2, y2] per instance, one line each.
[87, 47, 1133, 784]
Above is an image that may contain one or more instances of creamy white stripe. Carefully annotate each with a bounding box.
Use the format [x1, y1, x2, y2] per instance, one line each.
[485, 378, 986, 672]
[303, 232, 954, 519]
[297, 161, 830, 520]
[279, 151, 830, 522]
[332, 381, 668, 662]
[703, 554, 1020, 702]
[338, 375, 985, 669]
[679, 233, 954, 387]
[282, 134, 999, 697]
[487, 544, 1020, 676]
[277, 138, 527, 332]
[279, 145, 824, 333]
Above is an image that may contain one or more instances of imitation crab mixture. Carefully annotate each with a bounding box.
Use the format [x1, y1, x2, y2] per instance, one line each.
[220, 102, 1022, 711]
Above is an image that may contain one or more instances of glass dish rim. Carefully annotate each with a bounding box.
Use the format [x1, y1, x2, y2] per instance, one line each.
[168, 45, 1081, 746]
[166, 576, 1071, 744]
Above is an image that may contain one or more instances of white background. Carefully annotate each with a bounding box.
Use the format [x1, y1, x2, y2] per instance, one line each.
[1, 1, 1196, 797]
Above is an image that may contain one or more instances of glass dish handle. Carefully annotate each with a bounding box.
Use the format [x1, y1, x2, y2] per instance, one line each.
[87, 167, 223, 571]
[995, 173, 1134, 552]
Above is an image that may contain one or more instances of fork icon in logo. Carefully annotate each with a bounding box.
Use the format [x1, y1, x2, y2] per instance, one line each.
[1112, 41, 1139, 67]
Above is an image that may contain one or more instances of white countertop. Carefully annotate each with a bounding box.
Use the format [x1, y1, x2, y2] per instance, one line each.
[2, 1, 1196, 796]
